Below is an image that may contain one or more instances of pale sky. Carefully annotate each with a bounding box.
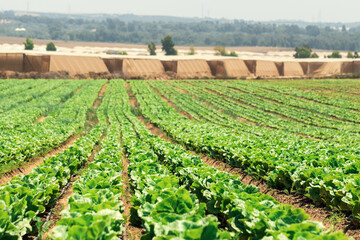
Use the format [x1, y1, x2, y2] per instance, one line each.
[1, 0, 359, 23]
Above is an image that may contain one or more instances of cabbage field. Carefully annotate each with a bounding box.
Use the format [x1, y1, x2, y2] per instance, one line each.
[0, 79, 359, 239]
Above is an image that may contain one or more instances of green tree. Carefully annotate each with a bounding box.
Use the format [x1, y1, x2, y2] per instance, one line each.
[188, 45, 195, 55]
[355, 51, 359, 59]
[148, 41, 156, 55]
[46, 42, 57, 51]
[328, 51, 342, 58]
[347, 52, 354, 58]
[23, 38, 34, 50]
[294, 45, 312, 58]
[161, 35, 177, 55]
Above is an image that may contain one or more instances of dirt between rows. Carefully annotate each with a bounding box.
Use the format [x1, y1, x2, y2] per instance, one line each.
[136, 117, 360, 239]
[121, 153, 144, 240]
[0, 135, 79, 186]
[35, 116, 46, 122]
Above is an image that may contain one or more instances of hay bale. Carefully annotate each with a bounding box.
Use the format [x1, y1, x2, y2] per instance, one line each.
[308, 62, 341, 76]
[255, 60, 280, 78]
[0, 53, 24, 72]
[122, 59, 165, 79]
[24, 55, 50, 73]
[223, 59, 251, 78]
[50, 55, 109, 75]
[283, 62, 305, 77]
[176, 60, 212, 79]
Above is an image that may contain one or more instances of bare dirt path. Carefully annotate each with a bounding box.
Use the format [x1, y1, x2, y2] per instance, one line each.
[136, 116, 360, 239]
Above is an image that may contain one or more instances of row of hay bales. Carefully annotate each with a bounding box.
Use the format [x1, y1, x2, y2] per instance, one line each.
[102, 58, 360, 79]
[0, 53, 109, 76]
[1, 53, 360, 79]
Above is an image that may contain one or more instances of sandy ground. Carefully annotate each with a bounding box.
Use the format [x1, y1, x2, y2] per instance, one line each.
[0, 36, 351, 62]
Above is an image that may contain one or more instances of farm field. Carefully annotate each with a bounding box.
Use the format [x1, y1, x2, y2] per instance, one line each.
[0, 78, 359, 239]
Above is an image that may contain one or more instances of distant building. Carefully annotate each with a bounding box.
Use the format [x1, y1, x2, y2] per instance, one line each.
[15, 28, 26, 32]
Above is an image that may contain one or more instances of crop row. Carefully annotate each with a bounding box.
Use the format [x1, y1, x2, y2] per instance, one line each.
[217, 80, 360, 127]
[0, 80, 105, 171]
[152, 80, 345, 142]
[0, 82, 107, 239]
[0, 80, 66, 113]
[121, 80, 346, 239]
[251, 81, 360, 112]
[166, 80, 359, 144]
[0, 80, 86, 130]
[132, 80, 360, 222]
[193, 81, 360, 141]
[50, 81, 125, 239]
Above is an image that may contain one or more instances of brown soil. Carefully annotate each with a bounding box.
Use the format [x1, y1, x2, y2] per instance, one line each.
[138, 118, 360, 239]
[35, 116, 46, 122]
[0, 135, 79, 186]
[121, 153, 144, 240]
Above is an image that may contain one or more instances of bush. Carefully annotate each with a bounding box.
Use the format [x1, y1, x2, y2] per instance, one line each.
[294, 46, 312, 58]
[148, 41, 156, 56]
[214, 46, 238, 57]
[188, 45, 195, 55]
[23, 38, 34, 50]
[347, 52, 354, 58]
[355, 51, 359, 59]
[161, 35, 177, 55]
[229, 51, 238, 57]
[106, 50, 128, 55]
[46, 42, 57, 51]
[328, 51, 342, 58]
[310, 53, 319, 58]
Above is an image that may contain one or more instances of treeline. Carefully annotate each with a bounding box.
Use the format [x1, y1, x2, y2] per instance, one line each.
[1, 11, 360, 51]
